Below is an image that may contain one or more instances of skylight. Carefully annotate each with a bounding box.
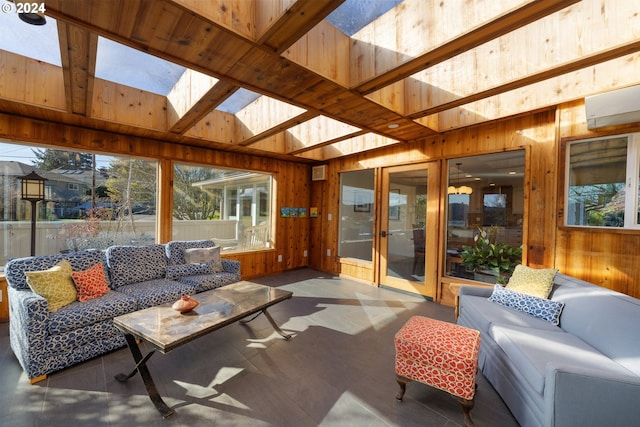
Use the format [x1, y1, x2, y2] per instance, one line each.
[0, 11, 187, 96]
[217, 88, 263, 114]
[0, 12, 60, 65]
[96, 38, 186, 96]
[326, 0, 404, 36]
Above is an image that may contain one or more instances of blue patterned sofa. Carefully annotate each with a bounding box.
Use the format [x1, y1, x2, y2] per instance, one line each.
[165, 239, 241, 293]
[6, 240, 240, 383]
[457, 273, 640, 427]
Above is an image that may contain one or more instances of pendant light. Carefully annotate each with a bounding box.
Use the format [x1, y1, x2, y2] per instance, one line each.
[448, 163, 473, 195]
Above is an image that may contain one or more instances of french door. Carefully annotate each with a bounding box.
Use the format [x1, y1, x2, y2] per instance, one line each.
[378, 163, 439, 298]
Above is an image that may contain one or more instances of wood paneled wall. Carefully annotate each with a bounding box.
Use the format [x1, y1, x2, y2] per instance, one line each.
[555, 101, 640, 298]
[0, 112, 309, 280]
[308, 107, 640, 300]
[2, 103, 639, 300]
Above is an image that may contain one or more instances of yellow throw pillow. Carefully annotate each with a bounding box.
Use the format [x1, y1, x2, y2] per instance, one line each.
[506, 265, 558, 299]
[25, 260, 77, 312]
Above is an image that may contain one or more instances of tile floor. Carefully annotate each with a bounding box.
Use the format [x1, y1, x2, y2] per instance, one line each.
[0, 269, 519, 426]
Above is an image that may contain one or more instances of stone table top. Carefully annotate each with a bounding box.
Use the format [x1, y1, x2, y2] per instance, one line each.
[113, 281, 293, 353]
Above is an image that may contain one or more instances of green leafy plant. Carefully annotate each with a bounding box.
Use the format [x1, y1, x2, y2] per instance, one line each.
[460, 226, 522, 283]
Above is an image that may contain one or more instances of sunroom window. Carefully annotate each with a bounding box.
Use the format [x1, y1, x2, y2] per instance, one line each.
[173, 164, 273, 252]
[338, 170, 375, 261]
[445, 151, 525, 283]
[566, 134, 640, 228]
[0, 142, 157, 267]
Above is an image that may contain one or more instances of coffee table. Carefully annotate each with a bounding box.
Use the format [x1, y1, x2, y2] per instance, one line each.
[113, 281, 293, 418]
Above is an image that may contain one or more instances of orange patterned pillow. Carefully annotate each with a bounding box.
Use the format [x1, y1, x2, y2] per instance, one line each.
[71, 262, 110, 302]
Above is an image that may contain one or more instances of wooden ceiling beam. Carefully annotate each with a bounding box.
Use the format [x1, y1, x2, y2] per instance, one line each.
[285, 114, 362, 151]
[24, 0, 640, 161]
[238, 111, 318, 147]
[57, 22, 97, 116]
[256, 0, 346, 54]
[287, 130, 368, 155]
[408, 40, 640, 120]
[353, 0, 580, 95]
[44, 0, 434, 146]
[401, 1, 640, 119]
[171, 0, 255, 40]
[234, 94, 307, 141]
[294, 133, 402, 160]
[168, 79, 239, 134]
[426, 52, 640, 132]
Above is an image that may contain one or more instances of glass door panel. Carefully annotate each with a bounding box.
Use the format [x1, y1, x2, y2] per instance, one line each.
[379, 163, 438, 298]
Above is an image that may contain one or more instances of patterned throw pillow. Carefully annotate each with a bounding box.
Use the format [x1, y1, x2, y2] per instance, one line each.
[25, 260, 77, 312]
[489, 285, 565, 325]
[166, 262, 214, 280]
[71, 262, 110, 302]
[506, 265, 558, 299]
[184, 246, 223, 272]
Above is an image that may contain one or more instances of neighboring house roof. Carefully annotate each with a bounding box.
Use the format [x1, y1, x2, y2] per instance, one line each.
[48, 167, 107, 187]
[0, 160, 55, 181]
[0, 161, 94, 186]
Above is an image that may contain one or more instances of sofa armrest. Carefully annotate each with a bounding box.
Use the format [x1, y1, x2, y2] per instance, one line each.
[221, 259, 241, 276]
[458, 285, 494, 298]
[544, 362, 640, 427]
[7, 287, 49, 345]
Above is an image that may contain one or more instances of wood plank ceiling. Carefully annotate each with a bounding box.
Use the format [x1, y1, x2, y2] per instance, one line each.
[1, 0, 640, 163]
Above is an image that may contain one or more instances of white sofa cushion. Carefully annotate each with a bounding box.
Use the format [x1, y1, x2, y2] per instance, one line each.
[489, 323, 634, 394]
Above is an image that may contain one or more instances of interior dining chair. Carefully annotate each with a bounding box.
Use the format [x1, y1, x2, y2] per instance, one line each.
[412, 228, 426, 274]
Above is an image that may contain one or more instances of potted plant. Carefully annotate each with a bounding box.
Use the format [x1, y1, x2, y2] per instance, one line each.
[460, 226, 522, 284]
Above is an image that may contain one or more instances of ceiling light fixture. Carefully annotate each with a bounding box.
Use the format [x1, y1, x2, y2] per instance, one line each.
[448, 163, 473, 195]
[388, 123, 399, 129]
[15, 0, 46, 25]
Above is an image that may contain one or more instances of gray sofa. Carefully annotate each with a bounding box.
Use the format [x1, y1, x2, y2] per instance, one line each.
[6, 239, 240, 382]
[457, 273, 640, 427]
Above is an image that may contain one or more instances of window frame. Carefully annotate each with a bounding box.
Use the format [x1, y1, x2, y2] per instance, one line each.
[172, 162, 274, 253]
[564, 133, 640, 230]
[338, 169, 375, 262]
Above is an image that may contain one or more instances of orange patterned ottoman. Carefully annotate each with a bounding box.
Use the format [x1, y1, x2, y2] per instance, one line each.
[394, 316, 481, 427]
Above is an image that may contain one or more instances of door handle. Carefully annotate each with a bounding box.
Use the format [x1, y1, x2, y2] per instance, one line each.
[381, 231, 386, 238]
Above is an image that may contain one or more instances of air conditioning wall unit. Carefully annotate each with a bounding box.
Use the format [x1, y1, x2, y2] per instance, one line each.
[585, 85, 640, 129]
[311, 165, 327, 181]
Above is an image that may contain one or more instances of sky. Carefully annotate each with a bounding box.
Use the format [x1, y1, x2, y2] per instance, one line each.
[0, 141, 114, 168]
[1, 142, 38, 164]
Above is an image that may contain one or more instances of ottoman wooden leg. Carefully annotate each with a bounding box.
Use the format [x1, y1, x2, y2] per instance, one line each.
[395, 375, 409, 401]
[452, 394, 475, 427]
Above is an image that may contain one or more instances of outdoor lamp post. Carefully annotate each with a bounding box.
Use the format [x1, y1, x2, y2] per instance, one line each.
[20, 171, 46, 256]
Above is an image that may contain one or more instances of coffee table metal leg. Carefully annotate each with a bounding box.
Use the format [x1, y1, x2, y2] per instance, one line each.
[239, 308, 293, 340]
[115, 333, 175, 418]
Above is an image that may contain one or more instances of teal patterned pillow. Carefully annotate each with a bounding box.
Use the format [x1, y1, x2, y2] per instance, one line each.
[489, 285, 565, 325]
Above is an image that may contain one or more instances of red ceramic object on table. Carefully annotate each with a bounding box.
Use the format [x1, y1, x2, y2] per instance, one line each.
[172, 295, 199, 313]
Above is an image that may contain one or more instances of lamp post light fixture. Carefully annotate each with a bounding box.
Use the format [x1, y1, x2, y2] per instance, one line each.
[20, 171, 46, 256]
